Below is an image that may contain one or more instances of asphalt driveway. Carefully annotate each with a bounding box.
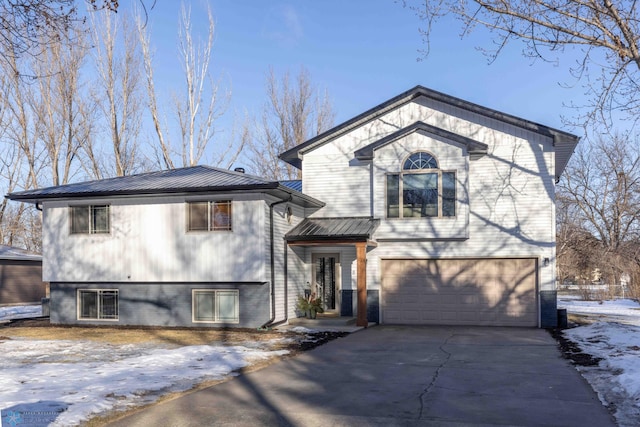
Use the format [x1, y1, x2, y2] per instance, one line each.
[108, 326, 615, 427]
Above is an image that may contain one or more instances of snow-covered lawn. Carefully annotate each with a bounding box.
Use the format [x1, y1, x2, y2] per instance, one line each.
[0, 304, 42, 321]
[4, 302, 639, 426]
[0, 305, 309, 426]
[558, 297, 640, 427]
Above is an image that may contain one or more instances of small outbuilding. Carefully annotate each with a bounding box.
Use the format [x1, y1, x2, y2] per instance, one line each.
[0, 245, 47, 305]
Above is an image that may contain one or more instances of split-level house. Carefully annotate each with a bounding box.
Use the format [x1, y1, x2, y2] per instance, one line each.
[6, 86, 579, 328]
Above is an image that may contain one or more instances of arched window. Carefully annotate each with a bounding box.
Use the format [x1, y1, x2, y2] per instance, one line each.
[386, 152, 456, 218]
[403, 152, 438, 170]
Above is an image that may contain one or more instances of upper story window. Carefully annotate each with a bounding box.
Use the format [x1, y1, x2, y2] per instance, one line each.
[70, 205, 110, 234]
[386, 152, 456, 218]
[187, 201, 232, 231]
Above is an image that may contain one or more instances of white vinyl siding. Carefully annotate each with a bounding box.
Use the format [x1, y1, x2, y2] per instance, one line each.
[301, 96, 556, 293]
[42, 196, 266, 283]
[192, 289, 239, 323]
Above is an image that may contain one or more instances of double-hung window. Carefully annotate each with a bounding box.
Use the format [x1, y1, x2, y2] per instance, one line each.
[187, 201, 232, 231]
[192, 289, 239, 323]
[78, 289, 119, 320]
[386, 152, 456, 218]
[70, 205, 110, 234]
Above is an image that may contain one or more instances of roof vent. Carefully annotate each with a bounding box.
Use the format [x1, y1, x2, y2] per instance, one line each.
[234, 167, 245, 173]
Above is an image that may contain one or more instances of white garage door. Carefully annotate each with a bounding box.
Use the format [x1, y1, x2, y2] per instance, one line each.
[381, 258, 538, 327]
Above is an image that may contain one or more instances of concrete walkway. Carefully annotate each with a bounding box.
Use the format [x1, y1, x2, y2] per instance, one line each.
[107, 326, 615, 427]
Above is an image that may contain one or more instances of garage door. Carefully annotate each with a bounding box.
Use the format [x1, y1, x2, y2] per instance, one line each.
[381, 258, 537, 327]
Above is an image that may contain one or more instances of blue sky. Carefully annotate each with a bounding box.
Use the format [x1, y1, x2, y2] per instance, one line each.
[135, 1, 585, 140]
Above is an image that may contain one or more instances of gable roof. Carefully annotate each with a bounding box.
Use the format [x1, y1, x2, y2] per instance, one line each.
[354, 121, 488, 160]
[5, 165, 324, 208]
[285, 217, 380, 243]
[279, 85, 580, 181]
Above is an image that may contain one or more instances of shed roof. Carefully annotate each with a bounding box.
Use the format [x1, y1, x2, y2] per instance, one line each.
[6, 166, 324, 208]
[285, 217, 380, 242]
[279, 85, 579, 181]
[0, 245, 42, 261]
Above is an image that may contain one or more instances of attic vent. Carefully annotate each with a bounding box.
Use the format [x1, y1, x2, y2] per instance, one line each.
[234, 167, 245, 173]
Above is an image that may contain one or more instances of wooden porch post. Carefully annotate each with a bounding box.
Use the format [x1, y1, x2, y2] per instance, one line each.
[356, 242, 368, 327]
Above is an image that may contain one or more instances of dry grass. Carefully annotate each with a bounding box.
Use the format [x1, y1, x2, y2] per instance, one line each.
[0, 318, 291, 347]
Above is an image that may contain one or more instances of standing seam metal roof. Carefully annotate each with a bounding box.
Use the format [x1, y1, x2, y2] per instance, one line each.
[6, 166, 323, 209]
[285, 217, 380, 241]
[7, 166, 274, 199]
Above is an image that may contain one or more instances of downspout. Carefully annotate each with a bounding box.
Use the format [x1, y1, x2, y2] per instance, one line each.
[259, 196, 292, 330]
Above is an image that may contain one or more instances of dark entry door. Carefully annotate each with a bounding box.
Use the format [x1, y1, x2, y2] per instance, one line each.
[314, 255, 337, 311]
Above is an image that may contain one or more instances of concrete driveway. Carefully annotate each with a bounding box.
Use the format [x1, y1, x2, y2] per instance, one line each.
[108, 326, 615, 427]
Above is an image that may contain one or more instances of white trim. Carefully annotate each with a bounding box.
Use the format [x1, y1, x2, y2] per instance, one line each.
[191, 289, 240, 324]
[76, 288, 119, 321]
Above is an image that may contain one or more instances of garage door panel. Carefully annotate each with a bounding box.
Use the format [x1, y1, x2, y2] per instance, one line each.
[381, 258, 537, 327]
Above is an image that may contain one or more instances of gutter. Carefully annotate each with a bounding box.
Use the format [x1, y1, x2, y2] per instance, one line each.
[259, 196, 292, 330]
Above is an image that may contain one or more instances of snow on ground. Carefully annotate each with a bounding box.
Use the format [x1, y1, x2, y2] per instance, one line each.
[0, 306, 293, 426]
[0, 304, 42, 321]
[559, 296, 640, 427]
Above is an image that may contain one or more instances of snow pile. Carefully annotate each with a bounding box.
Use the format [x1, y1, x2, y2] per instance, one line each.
[0, 304, 42, 321]
[560, 297, 640, 427]
[0, 337, 288, 426]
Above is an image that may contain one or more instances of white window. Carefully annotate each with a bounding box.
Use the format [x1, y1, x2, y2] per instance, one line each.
[192, 289, 239, 323]
[78, 289, 118, 320]
[70, 205, 110, 234]
[187, 201, 232, 231]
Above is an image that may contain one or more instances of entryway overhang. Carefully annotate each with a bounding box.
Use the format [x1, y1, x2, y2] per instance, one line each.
[285, 217, 380, 327]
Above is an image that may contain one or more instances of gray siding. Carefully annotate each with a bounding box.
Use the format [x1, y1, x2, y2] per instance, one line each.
[50, 282, 269, 328]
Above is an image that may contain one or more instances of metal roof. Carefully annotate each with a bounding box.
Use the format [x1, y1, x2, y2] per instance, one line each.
[285, 217, 380, 242]
[0, 245, 42, 261]
[279, 180, 302, 192]
[6, 166, 324, 208]
[279, 85, 580, 181]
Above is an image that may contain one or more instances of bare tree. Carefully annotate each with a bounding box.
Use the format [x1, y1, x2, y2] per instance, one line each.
[174, 3, 230, 167]
[91, 9, 143, 177]
[138, 3, 237, 169]
[30, 27, 93, 186]
[137, 11, 173, 169]
[248, 67, 335, 180]
[403, 0, 640, 127]
[0, 0, 119, 76]
[558, 133, 640, 298]
[0, 48, 44, 250]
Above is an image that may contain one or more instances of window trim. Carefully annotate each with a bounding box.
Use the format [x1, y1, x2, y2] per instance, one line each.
[192, 289, 240, 324]
[386, 151, 457, 219]
[186, 200, 233, 232]
[77, 289, 119, 321]
[70, 205, 111, 235]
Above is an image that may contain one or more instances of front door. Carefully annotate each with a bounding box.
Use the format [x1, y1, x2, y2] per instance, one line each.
[313, 254, 339, 312]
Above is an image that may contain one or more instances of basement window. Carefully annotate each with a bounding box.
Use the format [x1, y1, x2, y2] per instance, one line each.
[78, 289, 119, 320]
[192, 289, 239, 323]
